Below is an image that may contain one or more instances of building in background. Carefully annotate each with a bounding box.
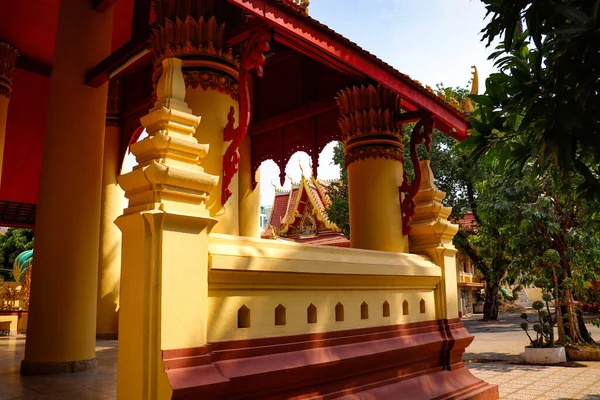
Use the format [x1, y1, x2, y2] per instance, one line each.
[262, 174, 349, 247]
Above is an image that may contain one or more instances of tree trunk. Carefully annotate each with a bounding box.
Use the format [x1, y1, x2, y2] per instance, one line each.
[483, 279, 500, 320]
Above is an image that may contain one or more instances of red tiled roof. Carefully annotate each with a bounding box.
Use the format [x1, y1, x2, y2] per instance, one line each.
[262, 192, 291, 238]
[456, 212, 478, 232]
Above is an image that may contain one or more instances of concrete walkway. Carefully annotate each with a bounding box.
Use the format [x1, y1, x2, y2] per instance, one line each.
[464, 312, 600, 399]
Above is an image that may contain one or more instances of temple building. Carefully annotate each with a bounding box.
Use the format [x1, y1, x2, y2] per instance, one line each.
[261, 173, 349, 247]
[0, 0, 498, 399]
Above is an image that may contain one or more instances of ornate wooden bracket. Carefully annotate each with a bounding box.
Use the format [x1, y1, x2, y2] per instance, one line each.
[399, 115, 434, 235]
[221, 26, 271, 205]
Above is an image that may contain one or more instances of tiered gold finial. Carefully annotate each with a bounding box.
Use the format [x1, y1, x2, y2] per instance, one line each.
[0, 43, 18, 98]
[119, 58, 219, 214]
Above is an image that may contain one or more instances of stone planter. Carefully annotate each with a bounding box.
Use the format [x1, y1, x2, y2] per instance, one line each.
[473, 302, 484, 314]
[524, 346, 566, 365]
[566, 346, 600, 361]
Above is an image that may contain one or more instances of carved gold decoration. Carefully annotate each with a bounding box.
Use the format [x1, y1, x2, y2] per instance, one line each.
[337, 84, 404, 165]
[152, 14, 238, 70]
[462, 65, 478, 113]
[106, 79, 122, 126]
[0, 43, 18, 99]
[289, 0, 310, 14]
[183, 70, 239, 100]
[344, 144, 404, 167]
[336, 84, 403, 145]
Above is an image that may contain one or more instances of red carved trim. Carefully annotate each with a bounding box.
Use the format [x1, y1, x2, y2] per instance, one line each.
[399, 115, 434, 236]
[221, 27, 271, 205]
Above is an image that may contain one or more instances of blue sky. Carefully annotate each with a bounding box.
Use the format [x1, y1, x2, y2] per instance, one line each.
[259, 0, 497, 205]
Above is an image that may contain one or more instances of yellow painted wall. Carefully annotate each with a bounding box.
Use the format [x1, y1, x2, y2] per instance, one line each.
[207, 234, 439, 341]
[185, 88, 239, 235]
[207, 289, 435, 341]
[347, 157, 408, 252]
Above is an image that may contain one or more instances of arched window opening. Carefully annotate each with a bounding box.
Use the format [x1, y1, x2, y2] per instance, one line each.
[275, 304, 286, 326]
[238, 305, 250, 328]
[335, 302, 344, 322]
[383, 301, 390, 317]
[307, 303, 317, 324]
[361, 302, 369, 320]
[420, 299, 426, 314]
[403, 300, 409, 316]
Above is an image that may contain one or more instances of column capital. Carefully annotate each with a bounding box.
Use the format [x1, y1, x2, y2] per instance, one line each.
[151, 0, 239, 79]
[336, 84, 404, 166]
[0, 43, 18, 99]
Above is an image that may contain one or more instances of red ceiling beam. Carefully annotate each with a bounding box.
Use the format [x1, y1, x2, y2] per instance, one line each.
[93, 0, 118, 13]
[248, 96, 338, 137]
[225, 0, 469, 138]
[86, 0, 152, 87]
[85, 37, 151, 87]
[16, 56, 51, 78]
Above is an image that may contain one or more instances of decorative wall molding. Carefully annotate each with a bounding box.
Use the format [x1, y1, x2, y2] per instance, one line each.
[344, 144, 404, 167]
[183, 70, 239, 100]
[0, 43, 18, 98]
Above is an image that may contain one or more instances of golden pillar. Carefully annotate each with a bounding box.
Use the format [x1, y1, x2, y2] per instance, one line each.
[337, 84, 408, 252]
[0, 43, 18, 187]
[116, 57, 218, 400]
[409, 160, 459, 320]
[152, 0, 244, 235]
[238, 134, 261, 237]
[21, 0, 114, 374]
[96, 80, 124, 339]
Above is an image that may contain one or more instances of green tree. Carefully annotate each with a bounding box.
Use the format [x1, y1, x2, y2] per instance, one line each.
[470, 0, 600, 198]
[325, 142, 350, 238]
[0, 228, 34, 281]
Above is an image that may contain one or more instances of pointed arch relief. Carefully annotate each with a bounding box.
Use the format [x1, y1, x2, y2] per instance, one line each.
[420, 299, 426, 314]
[383, 301, 390, 317]
[307, 303, 317, 324]
[402, 300, 409, 315]
[238, 305, 251, 328]
[275, 304, 286, 326]
[361, 302, 369, 320]
[335, 302, 344, 322]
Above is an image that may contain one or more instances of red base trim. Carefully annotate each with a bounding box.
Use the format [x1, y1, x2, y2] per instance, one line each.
[163, 319, 498, 399]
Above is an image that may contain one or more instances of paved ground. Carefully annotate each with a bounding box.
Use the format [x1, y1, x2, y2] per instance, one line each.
[464, 312, 600, 399]
[0, 312, 599, 399]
